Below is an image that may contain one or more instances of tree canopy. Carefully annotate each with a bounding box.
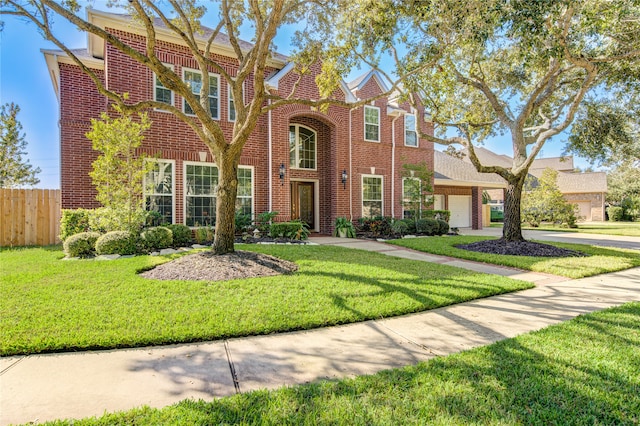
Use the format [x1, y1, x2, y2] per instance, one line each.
[391, 0, 640, 241]
[0, 102, 40, 188]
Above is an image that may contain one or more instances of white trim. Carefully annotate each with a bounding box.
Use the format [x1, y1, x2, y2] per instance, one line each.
[401, 177, 421, 218]
[404, 113, 418, 147]
[391, 114, 401, 218]
[290, 178, 320, 233]
[268, 100, 273, 212]
[153, 63, 174, 112]
[144, 159, 176, 224]
[86, 8, 287, 68]
[182, 161, 255, 226]
[182, 67, 220, 119]
[364, 105, 380, 142]
[361, 174, 384, 217]
[433, 194, 445, 210]
[289, 124, 318, 171]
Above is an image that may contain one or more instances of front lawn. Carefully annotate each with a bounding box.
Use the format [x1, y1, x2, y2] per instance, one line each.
[0, 245, 531, 356]
[390, 236, 640, 278]
[33, 302, 640, 425]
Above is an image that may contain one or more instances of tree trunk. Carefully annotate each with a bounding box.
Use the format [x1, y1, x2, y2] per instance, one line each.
[212, 152, 240, 255]
[502, 173, 527, 242]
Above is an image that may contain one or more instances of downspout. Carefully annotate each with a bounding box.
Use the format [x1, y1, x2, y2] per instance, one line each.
[391, 115, 400, 219]
[268, 99, 273, 212]
[349, 107, 354, 220]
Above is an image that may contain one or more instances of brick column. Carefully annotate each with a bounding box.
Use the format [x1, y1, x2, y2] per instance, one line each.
[471, 186, 483, 230]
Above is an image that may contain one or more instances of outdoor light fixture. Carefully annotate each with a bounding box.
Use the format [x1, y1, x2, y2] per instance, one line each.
[279, 163, 286, 185]
[341, 169, 348, 189]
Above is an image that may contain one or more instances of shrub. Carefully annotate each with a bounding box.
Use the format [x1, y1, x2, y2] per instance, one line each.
[95, 231, 139, 255]
[400, 218, 417, 234]
[60, 209, 92, 241]
[269, 220, 310, 240]
[437, 219, 450, 235]
[89, 206, 147, 234]
[607, 206, 624, 222]
[254, 211, 279, 233]
[356, 217, 394, 237]
[621, 196, 640, 221]
[416, 218, 440, 235]
[235, 212, 253, 233]
[392, 220, 408, 236]
[141, 226, 173, 250]
[194, 226, 214, 244]
[166, 224, 192, 247]
[424, 210, 451, 222]
[63, 231, 101, 258]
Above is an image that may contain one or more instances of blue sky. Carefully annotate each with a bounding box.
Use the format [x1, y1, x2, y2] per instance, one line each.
[0, 2, 592, 189]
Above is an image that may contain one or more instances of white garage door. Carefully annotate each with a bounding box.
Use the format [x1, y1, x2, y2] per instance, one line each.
[448, 195, 472, 228]
[575, 202, 592, 221]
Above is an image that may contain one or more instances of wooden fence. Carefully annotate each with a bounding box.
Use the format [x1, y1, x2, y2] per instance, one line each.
[0, 189, 61, 247]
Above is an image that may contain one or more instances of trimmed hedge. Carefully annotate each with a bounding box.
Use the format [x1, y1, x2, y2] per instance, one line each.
[141, 226, 173, 250]
[607, 206, 624, 222]
[166, 224, 192, 247]
[63, 232, 101, 258]
[95, 231, 139, 255]
[60, 209, 92, 241]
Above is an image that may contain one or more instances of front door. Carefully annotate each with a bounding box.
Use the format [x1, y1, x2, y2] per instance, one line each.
[291, 181, 315, 230]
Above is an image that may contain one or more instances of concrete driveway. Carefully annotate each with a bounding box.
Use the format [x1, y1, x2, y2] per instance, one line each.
[460, 226, 640, 251]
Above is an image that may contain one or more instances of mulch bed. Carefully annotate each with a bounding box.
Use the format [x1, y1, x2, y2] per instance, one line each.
[140, 250, 298, 281]
[456, 239, 587, 257]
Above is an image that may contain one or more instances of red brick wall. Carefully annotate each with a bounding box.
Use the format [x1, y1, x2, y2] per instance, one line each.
[58, 30, 435, 234]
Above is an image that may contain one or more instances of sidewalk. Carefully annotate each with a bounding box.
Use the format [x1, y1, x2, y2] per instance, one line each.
[2, 239, 639, 425]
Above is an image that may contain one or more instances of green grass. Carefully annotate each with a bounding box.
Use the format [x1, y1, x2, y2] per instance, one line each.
[0, 245, 532, 356]
[389, 236, 640, 278]
[35, 302, 640, 425]
[493, 221, 640, 237]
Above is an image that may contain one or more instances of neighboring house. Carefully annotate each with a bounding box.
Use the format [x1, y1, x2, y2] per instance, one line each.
[42, 9, 434, 235]
[433, 151, 506, 228]
[464, 147, 607, 222]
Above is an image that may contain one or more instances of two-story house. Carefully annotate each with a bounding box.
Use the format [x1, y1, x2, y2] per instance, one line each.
[42, 9, 446, 235]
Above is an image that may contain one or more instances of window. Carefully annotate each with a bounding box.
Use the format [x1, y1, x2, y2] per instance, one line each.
[153, 64, 173, 108]
[236, 167, 253, 216]
[404, 113, 417, 147]
[433, 194, 445, 210]
[289, 124, 316, 170]
[364, 105, 380, 142]
[145, 160, 174, 224]
[183, 69, 219, 119]
[228, 83, 240, 122]
[362, 175, 383, 217]
[402, 177, 421, 218]
[184, 163, 253, 226]
[185, 163, 218, 226]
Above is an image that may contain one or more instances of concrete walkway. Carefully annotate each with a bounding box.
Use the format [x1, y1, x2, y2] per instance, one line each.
[2, 238, 639, 425]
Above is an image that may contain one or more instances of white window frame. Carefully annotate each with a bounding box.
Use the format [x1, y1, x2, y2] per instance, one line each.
[433, 194, 445, 211]
[402, 177, 421, 218]
[144, 159, 176, 224]
[364, 105, 380, 142]
[153, 64, 174, 111]
[183, 162, 254, 227]
[404, 113, 418, 147]
[361, 174, 384, 218]
[228, 82, 244, 122]
[289, 124, 317, 171]
[183, 67, 220, 119]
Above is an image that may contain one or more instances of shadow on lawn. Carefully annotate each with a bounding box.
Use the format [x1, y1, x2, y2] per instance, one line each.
[127, 304, 640, 425]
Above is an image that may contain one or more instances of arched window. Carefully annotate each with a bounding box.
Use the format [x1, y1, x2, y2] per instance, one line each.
[289, 124, 316, 170]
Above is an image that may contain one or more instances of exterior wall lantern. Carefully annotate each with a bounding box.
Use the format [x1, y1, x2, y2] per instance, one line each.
[279, 163, 286, 185]
[341, 169, 348, 189]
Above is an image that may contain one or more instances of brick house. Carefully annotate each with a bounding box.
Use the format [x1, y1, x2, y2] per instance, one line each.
[42, 9, 444, 234]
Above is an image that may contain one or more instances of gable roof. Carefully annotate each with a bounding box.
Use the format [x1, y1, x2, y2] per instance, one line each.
[529, 169, 607, 194]
[530, 156, 574, 171]
[434, 151, 506, 188]
[347, 70, 390, 95]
